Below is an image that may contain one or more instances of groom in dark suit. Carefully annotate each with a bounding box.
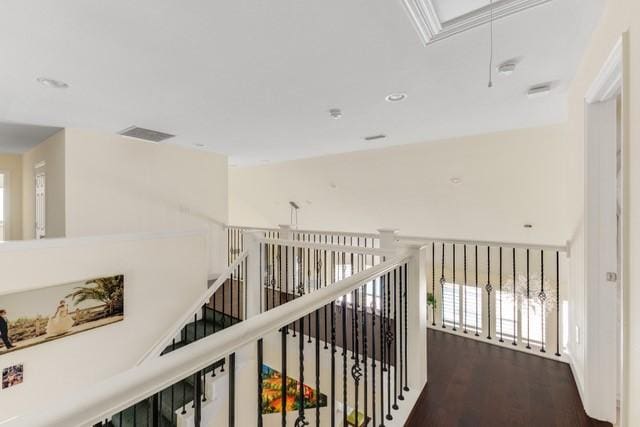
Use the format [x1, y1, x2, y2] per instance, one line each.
[0, 309, 14, 350]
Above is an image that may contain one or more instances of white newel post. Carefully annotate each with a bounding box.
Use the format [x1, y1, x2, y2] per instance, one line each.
[233, 230, 261, 427]
[278, 224, 293, 240]
[405, 243, 428, 392]
[378, 228, 398, 251]
[245, 230, 263, 318]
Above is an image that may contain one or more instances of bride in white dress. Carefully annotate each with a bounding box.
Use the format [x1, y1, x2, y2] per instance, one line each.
[46, 300, 75, 337]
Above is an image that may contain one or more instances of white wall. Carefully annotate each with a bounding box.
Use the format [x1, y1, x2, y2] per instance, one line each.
[0, 154, 23, 240]
[22, 130, 66, 239]
[0, 232, 209, 421]
[563, 0, 639, 424]
[64, 129, 229, 273]
[230, 124, 569, 246]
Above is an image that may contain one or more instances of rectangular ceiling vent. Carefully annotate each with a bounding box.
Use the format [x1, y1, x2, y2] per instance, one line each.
[118, 126, 175, 143]
[364, 134, 387, 142]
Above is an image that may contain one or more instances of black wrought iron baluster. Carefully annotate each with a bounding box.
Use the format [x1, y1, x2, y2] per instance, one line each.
[398, 265, 404, 401]
[499, 247, 504, 342]
[194, 372, 202, 427]
[371, 277, 377, 427]
[463, 245, 468, 334]
[315, 308, 321, 427]
[228, 353, 236, 426]
[386, 271, 393, 421]
[260, 243, 264, 314]
[324, 245, 328, 349]
[258, 339, 263, 427]
[307, 244, 312, 344]
[487, 246, 492, 340]
[278, 245, 283, 308]
[392, 269, 398, 411]
[512, 248, 517, 346]
[331, 300, 336, 427]
[342, 291, 348, 427]
[555, 251, 561, 356]
[440, 243, 446, 329]
[526, 249, 531, 349]
[448, 245, 454, 331]
[403, 263, 409, 393]
[202, 369, 207, 402]
[362, 282, 369, 422]
[540, 250, 546, 353]
[134, 402, 138, 424]
[296, 316, 308, 427]
[351, 254, 356, 359]
[282, 323, 287, 426]
[222, 269, 226, 330]
[379, 274, 385, 427]
[353, 289, 361, 424]
[475, 246, 479, 337]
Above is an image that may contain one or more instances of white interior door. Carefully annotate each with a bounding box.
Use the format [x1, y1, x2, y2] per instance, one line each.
[584, 98, 618, 423]
[35, 172, 46, 239]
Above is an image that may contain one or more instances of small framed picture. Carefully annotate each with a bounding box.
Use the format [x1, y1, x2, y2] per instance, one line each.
[2, 364, 24, 389]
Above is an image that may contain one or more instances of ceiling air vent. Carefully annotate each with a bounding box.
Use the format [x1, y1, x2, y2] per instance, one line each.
[364, 134, 387, 142]
[118, 126, 175, 143]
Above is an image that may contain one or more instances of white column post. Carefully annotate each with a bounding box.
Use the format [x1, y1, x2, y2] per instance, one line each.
[278, 224, 293, 240]
[377, 229, 398, 252]
[405, 243, 428, 391]
[244, 230, 263, 318]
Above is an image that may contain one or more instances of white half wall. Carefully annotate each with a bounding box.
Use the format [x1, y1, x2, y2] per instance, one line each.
[0, 231, 209, 421]
[230, 124, 569, 246]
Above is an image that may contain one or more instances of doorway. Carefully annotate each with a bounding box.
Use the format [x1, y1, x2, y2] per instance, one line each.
[0, 172, 5, 241]
[583, 37, 624, 424]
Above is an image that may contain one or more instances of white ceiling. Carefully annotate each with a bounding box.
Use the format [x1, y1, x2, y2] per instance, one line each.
[0, 0, 603, 165]
[0, 122, 61, 154]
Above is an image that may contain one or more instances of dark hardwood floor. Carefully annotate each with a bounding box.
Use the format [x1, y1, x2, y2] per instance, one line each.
[405, 330, 612, 427]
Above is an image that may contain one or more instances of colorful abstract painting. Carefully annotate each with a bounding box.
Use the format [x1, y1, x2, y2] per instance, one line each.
[261, 364, 327, 414]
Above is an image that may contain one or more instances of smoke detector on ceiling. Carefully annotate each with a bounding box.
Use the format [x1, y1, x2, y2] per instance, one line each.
[118, 126, 175, 143]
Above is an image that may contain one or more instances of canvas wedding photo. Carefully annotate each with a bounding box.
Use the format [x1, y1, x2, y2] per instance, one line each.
[0, 275, 124, 355]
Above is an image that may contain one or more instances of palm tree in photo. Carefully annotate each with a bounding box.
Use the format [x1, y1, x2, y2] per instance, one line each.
[66, 275, 124, 315]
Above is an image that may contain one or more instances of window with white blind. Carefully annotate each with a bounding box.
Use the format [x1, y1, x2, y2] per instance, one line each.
[496, 291, 517, 340]
[521, 298, 544, 347]
[442, 282, 460, 327]
[463, 285, 482, 333]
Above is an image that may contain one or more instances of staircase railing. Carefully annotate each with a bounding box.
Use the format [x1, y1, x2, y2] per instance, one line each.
[230, 225, 570, 361]
[138, 250, 249, 364]
[12, 242, 426, 427]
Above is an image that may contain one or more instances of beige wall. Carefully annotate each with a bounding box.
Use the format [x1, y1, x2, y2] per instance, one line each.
[230, 124, 569, 246]
[0, 154, 23, 240]
[64, 129, 229, 272]
[0, 232, 209, 420]
[563, 0, 639, 424]
[22, 130, 66, 239]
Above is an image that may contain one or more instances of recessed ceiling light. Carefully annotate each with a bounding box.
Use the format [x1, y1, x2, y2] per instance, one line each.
[385, 93, 407, 102]
[450, 177, 462, 184]
[329, 108, 343, 120]
[527, 83, 552, 98]
[497, 61, 517, 76]
[36, 77, 69, 89]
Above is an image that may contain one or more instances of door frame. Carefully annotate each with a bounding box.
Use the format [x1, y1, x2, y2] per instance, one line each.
[583, 34, 627, 424]
[0, 169, 9, 240]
